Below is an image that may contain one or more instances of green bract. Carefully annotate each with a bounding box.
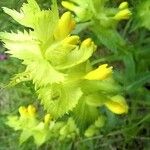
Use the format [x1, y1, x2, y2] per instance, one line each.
[1, 0, 128, 146]
[134, 0, 150, 30]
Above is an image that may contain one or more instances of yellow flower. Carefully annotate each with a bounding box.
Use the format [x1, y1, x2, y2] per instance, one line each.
[104, 95, 128, 114]
[114, 9, 132, 20]
[84, 64, 113, 80]
[62, 1, 77, 12]
[62, 1, 87, 21]
[119, 2, 129, 10]
[63, 35, 80, 45]
[82, 38, 92, 47]
[54, 12, 76, 40]
[81, 38, 97, 52]
[44, 114, 52, 124]
[27, 105, 36, 117]
[19, 106, 28, 117]
[19, 105, 36, 117]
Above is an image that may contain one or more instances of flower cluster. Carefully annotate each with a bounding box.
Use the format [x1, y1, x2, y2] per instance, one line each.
[62, 0, 132, 50]
[1, 0, 128, 146]
[62, 0, 132, 22]
[7, 105, 79, 146]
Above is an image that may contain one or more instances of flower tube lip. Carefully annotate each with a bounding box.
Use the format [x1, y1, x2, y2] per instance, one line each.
[54, 11, 76, 40]
[19, 106, 28, 117]
[84, 64, 113, 80]
[19, 105, 36, 117]
[114, 9, 132, 20]
[62, 1, 92, 22]
[104, 95, 128, 114]
[119, 2, 129, 10]
[44, 114, 52, 124]
[27, 105, 36, 116]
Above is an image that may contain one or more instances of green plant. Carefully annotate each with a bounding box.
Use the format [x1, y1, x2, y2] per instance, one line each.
[0, 0, 128, 147]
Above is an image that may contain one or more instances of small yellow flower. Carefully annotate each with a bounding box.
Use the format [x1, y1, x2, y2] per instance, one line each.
[19, 105, 36, 117]
[119, 2, 129, 10]
[19, 106, 28, 117]
[84, 64, 113, 80]
[62, 1, 77, 12]
[104, 95, 128, 114]
[62, 1, 87, 21]
[27, 105, 36, 116]
[63, 35, 80, 45]
[44, 114, 52, 124]
[82, 38, 92, 47]
[114, 9, 132, 20]
[81, 38, 97, 51]
[54, 12, 76, 40]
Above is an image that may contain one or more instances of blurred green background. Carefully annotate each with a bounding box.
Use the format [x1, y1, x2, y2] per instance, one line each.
[0, 0, 150, 149]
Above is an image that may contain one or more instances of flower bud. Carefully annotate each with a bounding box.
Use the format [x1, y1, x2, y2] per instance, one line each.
[62, 1, 90, 22]
[27, 105, 36, 116]
[119, 2, 128, 10]
[81, 38, 92, 47]
[62, 1, 77, 12]
[44, 114, 52, 124]
[63, 36, 80, 45]
[84, 64, 113, 80]
[94, 116, 105, 128]
[84, 125, 97, 137]
[81, 38, 97, 51]
[19, 106, 28, 117]
[105, 95, 128, 114]
[54, 12, 76, 40]
[114, 9, 132, 20]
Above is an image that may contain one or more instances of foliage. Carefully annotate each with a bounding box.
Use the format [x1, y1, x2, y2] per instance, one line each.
[0, 0, 150, 149]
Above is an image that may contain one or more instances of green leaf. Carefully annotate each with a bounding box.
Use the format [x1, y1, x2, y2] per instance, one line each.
[123, 53, 136, 82]
[6, 116, 21, 131]
[73, 96, 99, 131]
[91, 0, 106, 14]
[20, 130, 32, 145]
[3, 0, 41, 28]
[134, 0, 150, 30]
[26, 59, 66, 86]
[7, 71, 31, 87]
[0, 31, 42, 61]
[0, 30, 66, 86]
[126, 72, 150, 93]
[37, 83, 83, 118]
[93, 28, 125, 52]
[33, 10, 58, 48]
[2, 0, 60, 51]
[32, 122, 49, 146]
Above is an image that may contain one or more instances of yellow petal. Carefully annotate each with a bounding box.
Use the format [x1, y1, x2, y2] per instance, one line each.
[54, 12, 76, 40]
[19, 106, 28, 117]
[105, 95, 128, 114]
[81, 38, 97, 51]
[84, 64, 113, 80]
[119, 2, 128, 10]
[62, 1, 77, 11]
[114, 9, 132, 20]
[27, 105, 36, 116]
[63, 35, 80, 45]
[81, 38, 92, 47]
[44, 114, 52, 124]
